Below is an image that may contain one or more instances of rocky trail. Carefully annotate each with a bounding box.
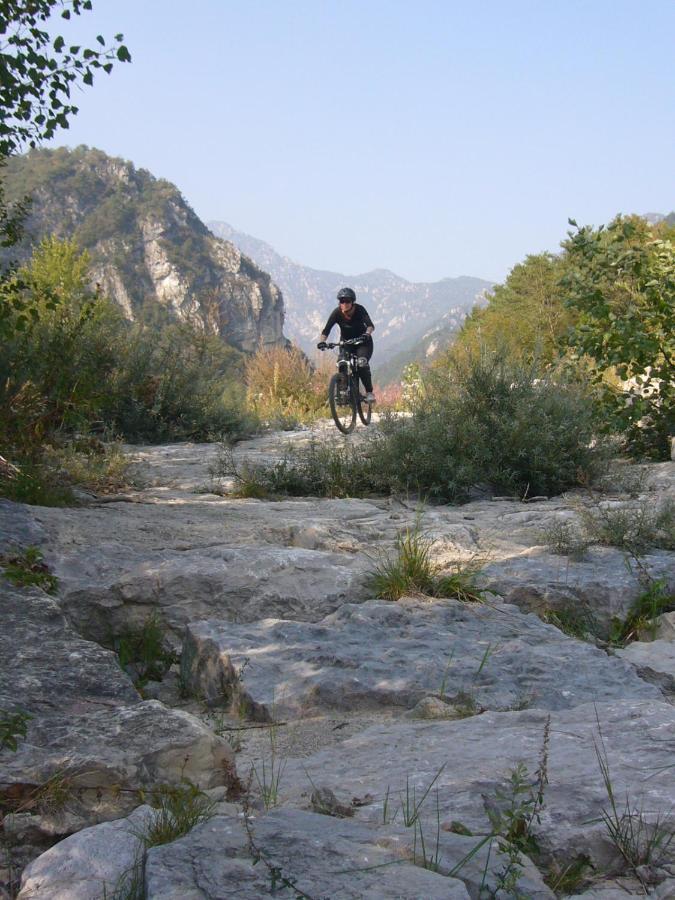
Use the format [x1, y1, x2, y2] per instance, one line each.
[1, 422, 675, 898]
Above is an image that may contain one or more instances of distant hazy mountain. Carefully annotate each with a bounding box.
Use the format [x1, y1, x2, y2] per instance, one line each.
[209, 222, 493, 367]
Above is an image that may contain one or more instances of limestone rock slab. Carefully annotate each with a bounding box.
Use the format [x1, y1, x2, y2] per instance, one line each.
[182, 598, 661, 718]
[481, 547, 675, 638]
[279, 700, 675, 872]
[144, 808, 472, 899]
[2, 700, 233, 799]
[0, 584, 138, 717]
[616, 640, 675, 691]
[56, 544, 365, 643]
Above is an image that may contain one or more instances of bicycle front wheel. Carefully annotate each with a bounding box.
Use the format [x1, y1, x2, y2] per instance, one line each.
[356, 386, 372, 426]
[328, 373, 357, 434]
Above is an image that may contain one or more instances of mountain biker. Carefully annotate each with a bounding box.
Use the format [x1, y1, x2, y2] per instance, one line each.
[317, 287, 376, 403]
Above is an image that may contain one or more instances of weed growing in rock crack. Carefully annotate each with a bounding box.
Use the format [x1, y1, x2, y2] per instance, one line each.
[32, 772, 74, 814]
[540, 602, 598, 641]
[0, 546, 58, 593]
[113, 613, 177, 688]
[241, 772, 316, 899]
[593, 716, 675, 886]
[449, 716, 550, 895]
[412, 789, 442, 873]
[543, 855, 592, 895]
[0, 708, 31, 751]
[136, 781, 215, 849]
[252, 721, 286, 810]
[399, 764, 446, 827]
[102, 855, 145, 900]
[608, 578, 675, 646]
[367, 521, 484, 602]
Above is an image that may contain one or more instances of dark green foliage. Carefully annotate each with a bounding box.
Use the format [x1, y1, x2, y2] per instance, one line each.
[1, 546, 58, 593]
[113, 613, 177, 687]
[0, 708, 32, 752]
[563, 216, 675, 459]
[103, 322, 256, 443]
[0, 1, 130, 158]
[609, 579, 675, 646]
[1, 237, 256, 471]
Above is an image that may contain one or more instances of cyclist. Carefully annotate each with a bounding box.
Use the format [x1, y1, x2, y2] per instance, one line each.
[317, 287, 376, 403]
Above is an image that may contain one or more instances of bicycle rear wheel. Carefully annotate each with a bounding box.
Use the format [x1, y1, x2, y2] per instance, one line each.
[356, 386, 372, 426]
[328, 373, 357, 434]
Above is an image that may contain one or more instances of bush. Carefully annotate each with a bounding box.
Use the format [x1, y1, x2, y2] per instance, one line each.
[104, 323, 257, 443]
[237, 354, 606, 503]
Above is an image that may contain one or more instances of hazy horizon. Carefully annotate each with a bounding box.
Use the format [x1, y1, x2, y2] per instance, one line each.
[43, 0, 674, 284]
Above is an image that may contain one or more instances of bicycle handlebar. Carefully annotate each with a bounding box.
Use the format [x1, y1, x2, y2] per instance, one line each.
[322, 336, 368, 350]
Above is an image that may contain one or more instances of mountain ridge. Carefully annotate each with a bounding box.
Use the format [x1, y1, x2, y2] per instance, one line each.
[208, 221, 493, 364]
[3, 147, 288, 353]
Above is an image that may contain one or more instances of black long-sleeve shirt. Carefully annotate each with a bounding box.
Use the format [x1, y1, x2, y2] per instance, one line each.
[322, 304, 374, 342]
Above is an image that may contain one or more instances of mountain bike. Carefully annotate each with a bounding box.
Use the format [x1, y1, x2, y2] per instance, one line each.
[320, 337, 372, 434]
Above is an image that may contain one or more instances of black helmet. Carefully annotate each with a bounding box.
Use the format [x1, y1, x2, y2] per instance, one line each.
[337, 287, 356, 303]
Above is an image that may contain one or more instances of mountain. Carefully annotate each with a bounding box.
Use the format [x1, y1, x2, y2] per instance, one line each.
[2, 147, 287, 353]
[208, 222, 493, 365]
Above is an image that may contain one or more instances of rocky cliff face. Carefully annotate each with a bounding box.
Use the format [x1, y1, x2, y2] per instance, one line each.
[3, 147, 287, 353]
[209, 220, 492, 359]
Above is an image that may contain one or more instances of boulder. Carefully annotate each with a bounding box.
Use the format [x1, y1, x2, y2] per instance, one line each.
[17, 805, 152, 900]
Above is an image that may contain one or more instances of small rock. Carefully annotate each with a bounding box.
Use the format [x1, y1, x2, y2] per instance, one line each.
[310, 786, 354, 818]
[406, 696, 460, 719]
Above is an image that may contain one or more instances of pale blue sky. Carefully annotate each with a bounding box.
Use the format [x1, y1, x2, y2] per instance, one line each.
[46, 0, 674, 283]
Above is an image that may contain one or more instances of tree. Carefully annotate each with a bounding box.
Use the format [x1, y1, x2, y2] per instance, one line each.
[449, 252, 573, 366]
[0, 0, 130, 333]
[0, 0, 130, 157]
[563, 216, 675, 458]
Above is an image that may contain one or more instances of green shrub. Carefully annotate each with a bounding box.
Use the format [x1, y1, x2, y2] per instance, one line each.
[580, 497, 675, 555]
[609, 579, 675, 646]
[0, 546, 58, 593]
[230, 354, 606, 504]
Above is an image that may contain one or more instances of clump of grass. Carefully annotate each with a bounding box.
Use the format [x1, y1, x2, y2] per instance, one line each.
[137, 781, 215, 849]
[608, 578, 675, 646]
[0, 546, 58, 593]
[367, 522, 484, 603]
[540, 518, 591, 559]
[593, 716, 675, 887]
[0, 708, 31, 752]
[113, 613, 177, 688]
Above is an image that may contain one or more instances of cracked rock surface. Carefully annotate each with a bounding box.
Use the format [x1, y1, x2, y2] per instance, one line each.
[2, 427, 674, 899]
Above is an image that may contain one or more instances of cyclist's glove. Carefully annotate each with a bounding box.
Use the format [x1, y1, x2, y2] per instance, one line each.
[317, 341, 327, 350]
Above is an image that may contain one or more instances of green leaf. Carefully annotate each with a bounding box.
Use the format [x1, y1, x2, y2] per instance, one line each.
[117, 45, 132, 62]
[53, 35, 65, 52]
[83, 71, 93, 86]
[97, 35, 105, 46]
